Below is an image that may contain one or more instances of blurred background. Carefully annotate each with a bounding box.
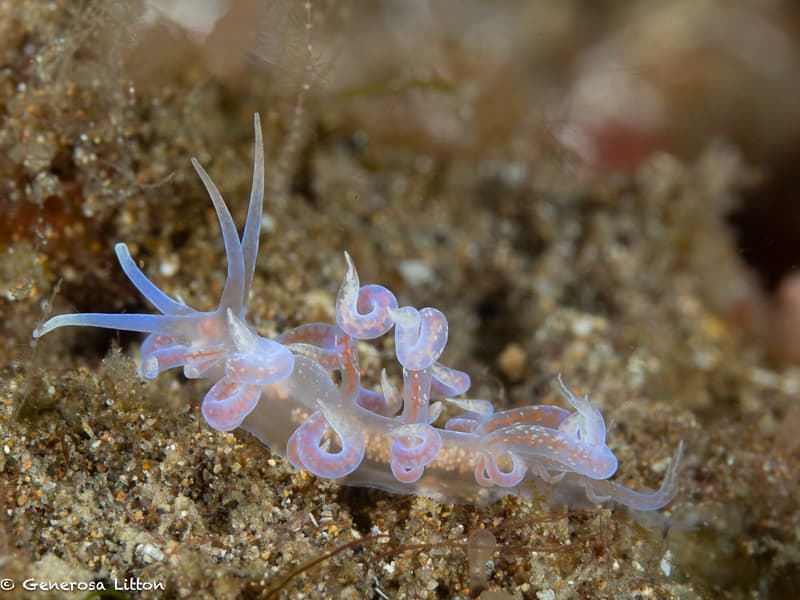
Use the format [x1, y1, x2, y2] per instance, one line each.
[137, 0, 800, 360]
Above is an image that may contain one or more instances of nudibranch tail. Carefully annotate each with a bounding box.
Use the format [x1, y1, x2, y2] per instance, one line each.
[582, 440, 684, 511]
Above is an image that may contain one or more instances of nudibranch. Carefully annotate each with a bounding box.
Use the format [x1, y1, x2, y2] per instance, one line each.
[34, 114, 683, 509]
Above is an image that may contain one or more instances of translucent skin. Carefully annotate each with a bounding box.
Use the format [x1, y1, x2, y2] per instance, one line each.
[33, 114, 683, 511]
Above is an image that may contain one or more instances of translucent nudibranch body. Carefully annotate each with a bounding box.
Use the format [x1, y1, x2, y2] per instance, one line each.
[33, 114, 683, 510]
